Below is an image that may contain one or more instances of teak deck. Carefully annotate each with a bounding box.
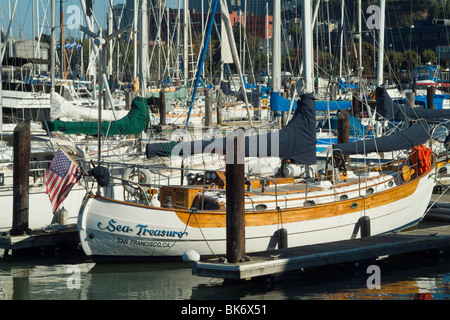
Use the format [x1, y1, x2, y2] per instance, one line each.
[192, 222, 450, 280]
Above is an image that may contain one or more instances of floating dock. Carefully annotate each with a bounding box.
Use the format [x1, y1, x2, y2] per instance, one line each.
[192, 222, 450, 280]
[0, 224, 79, 255]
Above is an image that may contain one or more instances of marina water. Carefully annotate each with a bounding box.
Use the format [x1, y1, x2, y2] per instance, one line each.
[1, 246, 449, 300]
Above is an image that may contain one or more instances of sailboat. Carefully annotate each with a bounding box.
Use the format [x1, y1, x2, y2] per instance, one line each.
[76, 0, 437, 262]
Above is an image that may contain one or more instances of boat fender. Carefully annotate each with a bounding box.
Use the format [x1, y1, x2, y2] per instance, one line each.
[277, 228, 288, 249]
[182, 250, 200, 262]
[122, 167, 152, 197]
[359, 216, 371, 238]
[150, 194, 161, 207]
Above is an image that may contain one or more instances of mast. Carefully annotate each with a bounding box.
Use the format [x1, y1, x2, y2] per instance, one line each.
[183, 0, 189, 85]
[376, 0, 386, 87]
[1, 0, 18, 136]
[219, 0, 253, 127]
[266, 2, 269, 82]
[176, 0, 181, 83]
[139, 0, 148, 95]
[302, 0, 314, 92]
[51, 0, 56, 93]
[108, 3, 113, 77]
[185, 0, 220, 127]
[133, 0, 138, 79]
[60, 0, 66, 79]
[338, 0, 344, 93]
[358, 0, 362, 91]
[272, 0, 281, 94]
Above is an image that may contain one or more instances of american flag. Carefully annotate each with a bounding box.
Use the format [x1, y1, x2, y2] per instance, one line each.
[45, 148, 83, 213]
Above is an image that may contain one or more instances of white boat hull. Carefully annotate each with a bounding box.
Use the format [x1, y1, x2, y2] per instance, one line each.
[77, 165, 435, 261]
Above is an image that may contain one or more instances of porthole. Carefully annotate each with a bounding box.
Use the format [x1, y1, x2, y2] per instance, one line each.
[366, 187, 374, 195]
[255, 204, 267, 211]
[304, 200, 315, 206]
[388, 181, 394, 187]
[351, 202, 358, 209]
[340, 194, 348, 201]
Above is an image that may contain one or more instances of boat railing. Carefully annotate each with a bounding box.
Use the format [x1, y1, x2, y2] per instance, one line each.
[0, 159, 53, 191]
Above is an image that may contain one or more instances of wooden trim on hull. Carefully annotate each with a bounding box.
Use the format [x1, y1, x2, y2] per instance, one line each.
[88, 157, 435, 230]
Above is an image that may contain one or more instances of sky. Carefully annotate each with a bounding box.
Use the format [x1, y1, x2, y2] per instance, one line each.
[0, 0, 156, 41]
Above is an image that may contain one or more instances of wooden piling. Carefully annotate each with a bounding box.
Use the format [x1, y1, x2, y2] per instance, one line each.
[11, 121, 30, 236]
[205, 90, 213, 128]
[338, 110, 350, 166]
[427, 86, 435, 110]
[226, 134, 246, 263]
[406, 92, 415, 108]
[337, 110, 350, 144]
[217, 90, 223, 126]
[159, 88, 166, 125]
[351, 93, 361, 118]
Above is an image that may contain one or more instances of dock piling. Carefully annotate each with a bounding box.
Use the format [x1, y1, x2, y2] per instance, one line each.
[11, 121, 31, 236]
[226, 134, 246, 263]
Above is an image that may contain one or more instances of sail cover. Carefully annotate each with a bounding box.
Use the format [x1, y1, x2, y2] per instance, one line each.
[270, 91, 351, 112]
[146, 93, 317, 165]
[45, 97, 150, 135]
[375, 86, 450, 120]
[333, 119, 429, 155]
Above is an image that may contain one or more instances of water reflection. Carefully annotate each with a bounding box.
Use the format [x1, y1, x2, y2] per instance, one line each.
[1, 249, 449, 300]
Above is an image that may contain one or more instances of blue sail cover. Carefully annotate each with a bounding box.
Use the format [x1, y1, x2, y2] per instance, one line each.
[270, 91, 351, 112]
[147, 93, 317, 165]
[395, 94, 450, 110]
[339, 78, 358, 90]
[375, 86, 450, 120]
[333, 119, 429, 155]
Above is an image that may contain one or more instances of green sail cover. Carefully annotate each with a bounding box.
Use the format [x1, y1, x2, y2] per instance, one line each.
[46, 97, 150, 135]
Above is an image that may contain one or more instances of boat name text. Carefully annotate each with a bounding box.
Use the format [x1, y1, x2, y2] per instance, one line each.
[97, 219, 188, 238]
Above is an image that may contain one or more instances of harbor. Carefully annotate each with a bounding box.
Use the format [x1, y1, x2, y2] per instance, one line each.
[1, 0, 450, 302]
[1, 219, 450, 301]
[192, 221, 450, 281]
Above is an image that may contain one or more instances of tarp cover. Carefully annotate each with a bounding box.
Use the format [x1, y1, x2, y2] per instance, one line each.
[146, 93, 317, 165]
[375, 86, 450, 120]
[333, 119, 429, 155]
[45, 97, 150, 135]
[270, 91, 351, 112]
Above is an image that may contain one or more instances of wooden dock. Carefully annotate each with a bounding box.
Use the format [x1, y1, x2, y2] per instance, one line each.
[192, 222, 450, 280]
[0, 224, 79, 254]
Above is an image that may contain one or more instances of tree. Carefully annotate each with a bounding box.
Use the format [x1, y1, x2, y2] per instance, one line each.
[386, 50, 404, 75]
[428, 1, 441, 20]
[421, 49, 435, 64]
[402, 50, 419, 77]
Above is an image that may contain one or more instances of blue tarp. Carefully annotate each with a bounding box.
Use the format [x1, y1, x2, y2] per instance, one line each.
[270, 91, 351, 112]
[339, 78, 358, 90]
[395, 94, 450, 110]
